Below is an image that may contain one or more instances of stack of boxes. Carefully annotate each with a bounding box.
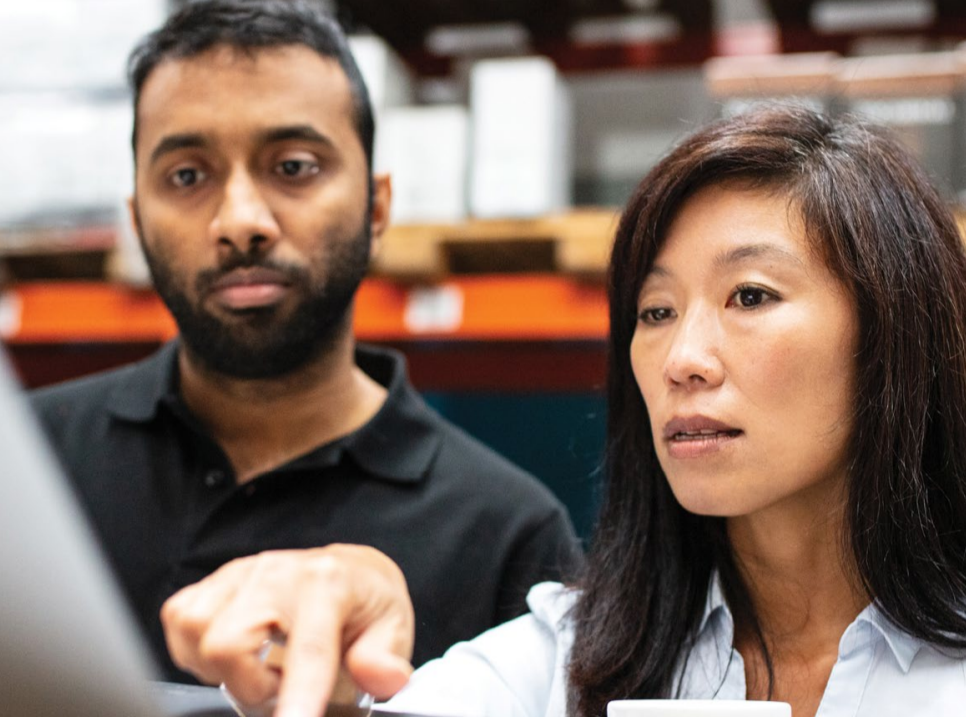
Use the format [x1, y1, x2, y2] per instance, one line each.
[835, 52, 964, 201]
[705, 50, 966, 205]
[703, 52, 839, 118]
[356, 36, 574, 225]
[0, 1, 165, 237]
[469, 57, 572, 219]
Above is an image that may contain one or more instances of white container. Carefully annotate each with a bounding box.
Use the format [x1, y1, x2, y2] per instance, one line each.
[0, 93, 133, 229]
[379, 106, 470, 223]
[348, 35, 414, 114]
[608, 700, 792, 717]
[0, 0, 167, 91]
[469, 56, 573, 218]
[348, 34, 414, 174]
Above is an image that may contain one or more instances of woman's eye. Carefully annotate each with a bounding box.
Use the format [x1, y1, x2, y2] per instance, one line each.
[170, 167, 205, 188]
[276, 159, 319, 178]
[729, 286, 774, 309]
[639, 307, 675, 324]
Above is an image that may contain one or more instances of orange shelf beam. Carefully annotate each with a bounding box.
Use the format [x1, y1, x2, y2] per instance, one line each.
[4, 283, 178, 344]
[1, 275, 609, 345]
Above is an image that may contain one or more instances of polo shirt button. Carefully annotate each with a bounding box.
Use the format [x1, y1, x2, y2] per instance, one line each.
[204, 470, 226, 488]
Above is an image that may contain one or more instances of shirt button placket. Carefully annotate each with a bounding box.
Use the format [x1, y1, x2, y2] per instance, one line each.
[203, 469, 227, 488]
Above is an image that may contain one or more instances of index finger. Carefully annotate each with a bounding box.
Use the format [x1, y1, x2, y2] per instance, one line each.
[273, 563, 349, 717]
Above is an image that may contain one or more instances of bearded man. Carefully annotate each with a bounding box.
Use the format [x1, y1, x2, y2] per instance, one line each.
[30, 0, 581, 683]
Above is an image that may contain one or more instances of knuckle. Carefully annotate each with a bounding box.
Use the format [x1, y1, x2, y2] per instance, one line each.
[303, 554, 347, 587]
[158, 598, 178, 627]
[198, 632, 238, 666]
[159, 588, 190, 623]
[172, 607, 212, 641]
[288, 636, 336, 664]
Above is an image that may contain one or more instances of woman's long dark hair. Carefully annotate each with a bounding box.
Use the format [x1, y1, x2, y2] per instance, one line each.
[568, 105, 966, 717]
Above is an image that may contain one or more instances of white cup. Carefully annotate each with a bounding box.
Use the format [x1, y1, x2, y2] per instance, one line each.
[608, 700, 791, 717]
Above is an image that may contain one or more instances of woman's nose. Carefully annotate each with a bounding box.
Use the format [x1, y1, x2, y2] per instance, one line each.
[662, 310, 724, 390]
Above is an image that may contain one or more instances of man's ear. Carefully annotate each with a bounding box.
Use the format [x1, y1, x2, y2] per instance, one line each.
[369, 173, 392, 258]
[126, 196, 140, 240]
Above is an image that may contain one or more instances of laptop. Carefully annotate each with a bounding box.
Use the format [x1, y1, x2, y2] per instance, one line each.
[0, 346, 180, 716]
[0, 347, 449, 717]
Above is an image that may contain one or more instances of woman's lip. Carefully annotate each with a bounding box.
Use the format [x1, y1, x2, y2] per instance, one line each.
[665, 431, 742, 459]
[663, 415, 741, 440]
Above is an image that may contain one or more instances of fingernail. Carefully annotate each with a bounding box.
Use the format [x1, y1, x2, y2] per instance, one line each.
[275, 707, 309, 717]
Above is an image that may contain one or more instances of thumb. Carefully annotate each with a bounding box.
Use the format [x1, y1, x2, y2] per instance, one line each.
[344, 627, 413, 700]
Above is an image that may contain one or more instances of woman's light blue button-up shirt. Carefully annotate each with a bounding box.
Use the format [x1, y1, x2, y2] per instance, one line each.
[386, 580, 966, 717]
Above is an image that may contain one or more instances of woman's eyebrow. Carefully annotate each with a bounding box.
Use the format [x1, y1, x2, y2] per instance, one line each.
[642, 243, 805, 287]
[712, 243, 805, 271]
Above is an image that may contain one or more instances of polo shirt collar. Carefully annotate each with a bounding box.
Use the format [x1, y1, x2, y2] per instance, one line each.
[104, 340, 441, 485]
[339, 344, 442, 484]
[105, 340, 180, 422]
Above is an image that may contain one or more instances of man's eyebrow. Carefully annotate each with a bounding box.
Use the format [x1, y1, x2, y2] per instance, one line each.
[147, 126, 334, 166]
[712, 243, 805, 270]
[259, 125, 335, 148]
[149, 133, 208, 165]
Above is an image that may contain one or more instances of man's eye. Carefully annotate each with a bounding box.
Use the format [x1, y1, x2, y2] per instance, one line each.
[639, 307, 675, 324]
[276, 159, 319, 178]
[170, 167, 204, 188]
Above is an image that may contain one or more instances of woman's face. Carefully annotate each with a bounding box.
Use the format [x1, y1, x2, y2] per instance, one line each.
[631, 185, 858, 520]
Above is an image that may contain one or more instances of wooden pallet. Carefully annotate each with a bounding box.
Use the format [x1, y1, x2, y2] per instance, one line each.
[372, 208, 620, 281]
[0, 225, 115, 281]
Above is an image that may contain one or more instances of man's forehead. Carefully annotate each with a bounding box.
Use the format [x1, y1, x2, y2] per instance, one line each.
[140, 42, 350, 102]
[135, 43, 355, 153]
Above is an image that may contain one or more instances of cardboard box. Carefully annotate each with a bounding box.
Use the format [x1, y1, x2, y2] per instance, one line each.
[469, 57, 573, 218]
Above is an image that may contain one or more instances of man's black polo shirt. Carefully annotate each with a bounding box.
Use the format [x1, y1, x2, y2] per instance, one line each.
[30, 342, 583, 681]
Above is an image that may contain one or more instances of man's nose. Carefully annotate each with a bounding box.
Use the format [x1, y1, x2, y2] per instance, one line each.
[662, 308, 724, 390]
[209, 168, 281, 256]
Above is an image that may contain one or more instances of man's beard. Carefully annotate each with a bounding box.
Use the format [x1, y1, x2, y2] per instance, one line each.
[141, 226, 371, 380]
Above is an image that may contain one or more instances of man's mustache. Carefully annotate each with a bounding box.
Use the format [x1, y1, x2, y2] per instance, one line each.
[195, 248, 311, 294]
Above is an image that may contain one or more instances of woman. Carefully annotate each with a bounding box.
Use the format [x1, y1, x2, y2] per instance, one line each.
[162, 105, 966, 717]
[568, 104, 966, 716]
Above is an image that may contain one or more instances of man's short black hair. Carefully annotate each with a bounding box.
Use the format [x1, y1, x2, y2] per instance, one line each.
[128, 0, 375, 170]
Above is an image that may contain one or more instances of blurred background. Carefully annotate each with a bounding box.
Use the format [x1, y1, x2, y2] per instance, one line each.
[3, 0, 966, 541]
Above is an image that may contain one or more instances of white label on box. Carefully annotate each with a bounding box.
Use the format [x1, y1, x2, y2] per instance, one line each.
[403, 285, 465, 333]
[0, 292, 23, 340]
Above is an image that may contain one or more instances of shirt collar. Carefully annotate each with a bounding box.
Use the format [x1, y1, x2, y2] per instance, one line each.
[852, 603, 925, 673]
[105, 339, 180, 422]
[696, 570, 732, 638]
[695, 572, 925, 674]
[105, 340, 441, 485]
[337, 344, 442, 484]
